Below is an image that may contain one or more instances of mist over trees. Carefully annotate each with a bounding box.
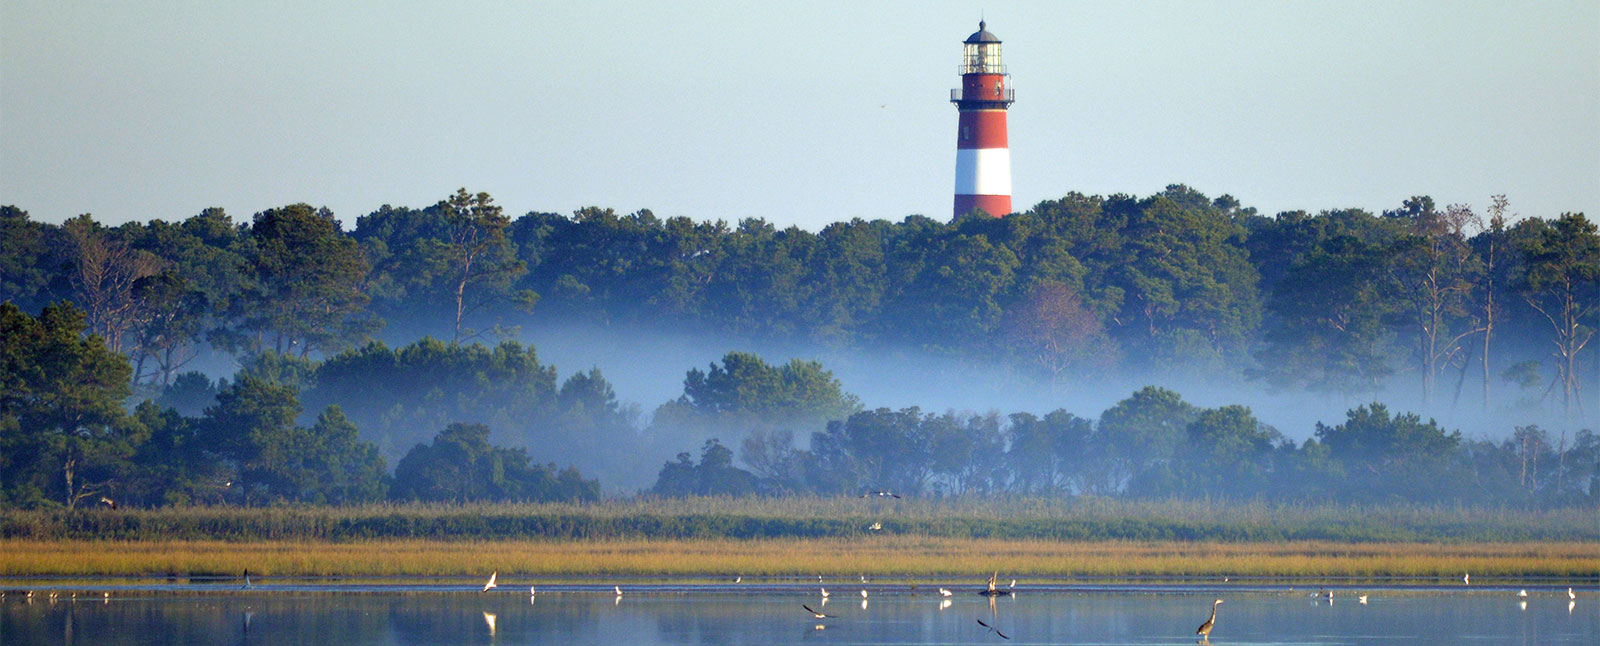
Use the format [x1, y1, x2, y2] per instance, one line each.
[1, 185, 1596, 508]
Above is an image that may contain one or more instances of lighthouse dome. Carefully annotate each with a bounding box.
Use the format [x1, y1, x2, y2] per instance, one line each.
[964, 21, 1000, 44]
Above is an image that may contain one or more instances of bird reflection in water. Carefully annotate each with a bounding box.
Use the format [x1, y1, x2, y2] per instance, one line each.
[483, 611, 496, 635]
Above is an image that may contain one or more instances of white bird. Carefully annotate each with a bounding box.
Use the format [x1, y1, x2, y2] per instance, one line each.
[860, 574, 868, 583]
[1569, 587, 1576, 600]
[1358, 594, 1368, 604]
[735, 575, 742, 584]
[868, 522, 883, 531]
[481, 571, 497, 593]
[820, 587, 830, 598]
[1463, 573, 1470, 585]
[530, 586, 536, 596]
[860, 589, 868, 599]
[939, 588, 952, 597]
[615, 585, 623, 596]
[1009, 579, 1016, 590]
[1518, 589, 1527, 598]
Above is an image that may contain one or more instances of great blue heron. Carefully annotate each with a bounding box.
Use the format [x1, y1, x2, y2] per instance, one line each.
[980, 572, 1010, 597]
[1196, 599, 1224, 640]
[803, 604, 835, 618]
[481, 571, 497, 592]
[242, 569, 253, 590]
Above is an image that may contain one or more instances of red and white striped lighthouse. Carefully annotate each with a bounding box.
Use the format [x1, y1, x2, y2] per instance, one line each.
[951, 21, 1014, 219]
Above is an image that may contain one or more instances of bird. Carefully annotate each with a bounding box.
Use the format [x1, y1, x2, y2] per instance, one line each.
[614, 585, 623, 596]
[1569, 587, 1576, 600]
[99, 496, 116, 510]
[980, 572, 1010, 597]
[1326, 589, 1335, 600]
[820, 587, 830, 598]
[1518, 589, 1527, 598]
[860, 573, 868, 583]
[735, 575, 742, 584]
[1463, 573, 1470, 585]
[803, 604, 835, 619]
[1009, 579, 1016, 590]
[530, 586, 536, 596]
[481, 571, 497, 592]
[860, 589, 869, 599]
[1196, 599, 1224, 640]
[976, 618, 1010, 640]
[1358, 594, 1368, 604]
[242, 569, 253, 590]
[868, 522, 883, 531]
[939, 588, 952, 597]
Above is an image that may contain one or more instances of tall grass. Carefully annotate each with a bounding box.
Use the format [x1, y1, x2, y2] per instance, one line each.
[3, 497, 1594, 543]
[4, 538, 1596, 578]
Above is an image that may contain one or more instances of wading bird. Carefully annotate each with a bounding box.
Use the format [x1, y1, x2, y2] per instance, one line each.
[868, 522, 883, 531]
[1358, 594, 1368, 604]
[99, 496, 116, 510]
[820, 587, 829, 598]
[1569, 587, 1576, 600]
[481, 571, 497, 592]
[1518, 589, 1527, 598]
[803, 604, 835, 618]
[980, 572, 1010, 597]
[976, 618, 1010, 640]
[1196, 599, 1224, 641]
[939, 588, 952, 597]
[242, 569, 253, 590]
[615, 585, 623, 597]
[735, 575, 742, 584]
[860, 589, 868, 599]
[1463, 573, 1470, 585]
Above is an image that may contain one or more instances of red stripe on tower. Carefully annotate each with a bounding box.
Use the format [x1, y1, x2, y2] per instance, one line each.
[951, 20, 1014, 219]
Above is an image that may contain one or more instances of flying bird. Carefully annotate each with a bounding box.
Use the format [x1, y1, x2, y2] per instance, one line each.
[976, 618, 1010, 640]
[481, 571, 497, 592]
[868, 522, 883, 531]
[803, 604, 835, 618]
[99, 496, 116, 510]
[1196, 599, 1224, 640]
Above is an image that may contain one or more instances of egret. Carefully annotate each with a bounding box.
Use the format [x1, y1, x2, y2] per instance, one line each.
[820, 587, 830, 598]
[1569, 587, 1576, 600]
[868, 522, 883, 531]
[530, 586, 536, 596]
[976, 618, 1010, 640]
[939, 588, 952, 597]
[1196, 599, 1224, 640]
[481, 571, 497, 593]
[1009, 579, 1016, 590]
[1358, 594, 1368, 604]
[735, 575, 742, 584]
[861, 589, 869, 599]
[803, 604, 835, 619]
[615, 585, 623, 596]
[1518, 589, 1527, 598]
[1463, 573, 1470, 585]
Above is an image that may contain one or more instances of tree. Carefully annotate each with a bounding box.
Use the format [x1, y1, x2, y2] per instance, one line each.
[0, 301, 133, 508]
[1252, 234, 1395, 395]
[231, 204, 375, 356]
[61, 215, 164, 353]
[435, 189, 528, 342]
[649, 439, 759, 496]
[1516, 213, 1599, 423]
[390, 422, 598, 503]
[1001, 280, 1116, 382]
[1383, 197, 1481, 408]
[1183, 405, 1283, 498]
[1096, 386, 1198, 493]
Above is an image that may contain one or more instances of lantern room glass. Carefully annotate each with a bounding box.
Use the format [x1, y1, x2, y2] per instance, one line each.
[963, 42, 1003, 74]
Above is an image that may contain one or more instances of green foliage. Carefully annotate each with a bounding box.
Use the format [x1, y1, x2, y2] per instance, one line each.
[391, 423, 599, 503]
[650, 439, 759, 496]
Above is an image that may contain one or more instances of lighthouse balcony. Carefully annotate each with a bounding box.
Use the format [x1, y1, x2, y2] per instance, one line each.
[951, 87, 1015, 103]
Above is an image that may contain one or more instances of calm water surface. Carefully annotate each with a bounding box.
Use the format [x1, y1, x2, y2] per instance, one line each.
[2, 583, 1595, 645]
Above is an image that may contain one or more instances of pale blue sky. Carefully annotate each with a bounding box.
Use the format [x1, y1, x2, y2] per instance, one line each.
[3, 1, 1597, 229]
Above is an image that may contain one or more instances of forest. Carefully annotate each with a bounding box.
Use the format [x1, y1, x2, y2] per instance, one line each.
[1, 185, 1596, 509]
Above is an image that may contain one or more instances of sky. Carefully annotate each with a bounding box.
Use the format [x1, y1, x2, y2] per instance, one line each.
[3, 1, 1597, 230]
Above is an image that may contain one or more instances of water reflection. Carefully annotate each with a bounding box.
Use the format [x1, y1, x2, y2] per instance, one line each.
[0, 587, 1595, 645]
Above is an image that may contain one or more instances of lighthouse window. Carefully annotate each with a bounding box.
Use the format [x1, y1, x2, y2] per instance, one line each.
[962, 126, 970, 141]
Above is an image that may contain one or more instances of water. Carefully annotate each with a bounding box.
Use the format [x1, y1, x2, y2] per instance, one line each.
[2, 583, 1595, 645]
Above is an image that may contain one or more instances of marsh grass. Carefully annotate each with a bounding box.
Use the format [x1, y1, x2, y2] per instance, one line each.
[4, 537, 1596, 578]
[4, 497, 1594, 543]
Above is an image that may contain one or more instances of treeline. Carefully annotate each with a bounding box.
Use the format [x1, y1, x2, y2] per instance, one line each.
[3, 300, 1595, 510]
[2, 186, 1595, 416]
[1, 302, 598, 508]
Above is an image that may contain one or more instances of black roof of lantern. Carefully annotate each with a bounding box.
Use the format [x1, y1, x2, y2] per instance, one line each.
[964, 20, 1000, 44]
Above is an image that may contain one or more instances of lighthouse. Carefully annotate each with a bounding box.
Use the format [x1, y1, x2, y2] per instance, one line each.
[951, 21, 1014, 219]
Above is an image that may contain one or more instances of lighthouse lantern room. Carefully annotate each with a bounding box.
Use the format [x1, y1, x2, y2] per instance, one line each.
[951, 21, 1014, 219]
